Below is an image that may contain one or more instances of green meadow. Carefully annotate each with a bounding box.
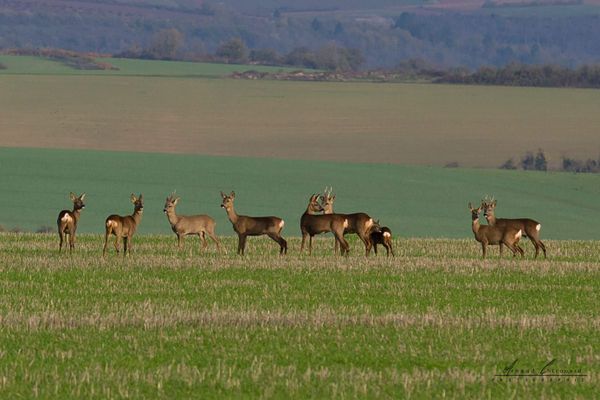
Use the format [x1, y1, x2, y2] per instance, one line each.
[0, 55, 296, 77]
[1, 147, 600, 240]
[0, 234, 598, 398]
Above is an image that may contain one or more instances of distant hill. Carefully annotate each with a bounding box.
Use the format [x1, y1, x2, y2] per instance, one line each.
[1, 0, 600, 68]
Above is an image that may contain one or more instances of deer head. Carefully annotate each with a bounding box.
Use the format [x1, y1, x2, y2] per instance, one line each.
[70, 192, 86, 211]
[319, 186, 335, 213]
[306, 194, 325, 214]
[220, 191, 235, 211]
[164, 191, 180, 213]
[131, 193, 144, 213]
[481, 195, 497, 217]
[468, 202, 483, 221]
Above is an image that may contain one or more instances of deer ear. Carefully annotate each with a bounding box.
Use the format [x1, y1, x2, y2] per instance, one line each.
[70, 192, 77, 201]
[173, 197, 180, 204]
[131, 194, 137, 203]
[220, 191, 226, 199]
[492, 200, 497, 206]
[138, 194, 143, 201]
[230, 191, 235, 199]
[468, 202, 473, 210]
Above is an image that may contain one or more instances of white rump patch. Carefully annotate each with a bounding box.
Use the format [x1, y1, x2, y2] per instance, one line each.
[383, 232, 391, 238]
[61, 214, 72, 222]
[106, 220, 117, 228]
[366, 218, 373, 229]
[343, 219, 349, 229]
[515, 230, 522, 240]
[279, 220, 285, 229]
[536, 224, 541, 232]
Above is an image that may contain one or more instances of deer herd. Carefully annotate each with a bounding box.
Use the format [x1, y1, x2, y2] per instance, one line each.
[55, 190, 546, 259]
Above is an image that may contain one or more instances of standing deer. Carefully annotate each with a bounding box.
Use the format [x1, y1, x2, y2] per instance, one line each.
[300, 194, 350, 255]
[57, 192, 86, 253]
[469, 202, 524, 259]
[164, 192, 222, 253]
[103, 194, 143, 257]
[320, 187, 377, 256]
[220, 191, 287, 255]
[369, 221, 395, 257]
[482, 197, 547, 258]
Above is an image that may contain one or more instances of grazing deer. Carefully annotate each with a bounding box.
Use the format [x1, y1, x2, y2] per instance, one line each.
[220, 191, 287, 255]
[300, 194, 350, 255]
[320, 187, 378, 256]
[164, 192, 222, 253]
[57, 192, 86, 253]
[103, 194, 144, 257]
[482, 197, 547, 258]
[369, 221, 395, 257]
[469, 202, 524, 259]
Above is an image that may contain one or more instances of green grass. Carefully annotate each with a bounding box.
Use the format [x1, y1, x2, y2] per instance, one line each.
[0, 233, 598, 398]
[0, 55, 299, 77]
[1, 147, 600, 239]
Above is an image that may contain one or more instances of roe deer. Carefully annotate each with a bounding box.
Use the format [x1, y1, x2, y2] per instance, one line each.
[369, 221, 395, 257]
[220, 191, 287, 255]
[320, 187, 378, 256]
[469, 202, 524, 259]
[57, 192, 86, 253]
[482, 197, 547, 258]
[103, 194, 143, 257]
[300, 194, 350, 255]
[164, 192, 222, 252]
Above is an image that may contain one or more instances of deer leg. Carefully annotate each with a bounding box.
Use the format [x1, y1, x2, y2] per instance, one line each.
[237, 234, 246, 255]
[516, 244, 525, 257]
[300, 232, 307, 254]
[123, 237, 128, 256]
[481, 242, 487, 259]
[334, 231, 349, 256]
[386, 239, 395, 257]
[373, 243, 378, 255]
[58, 229, 64, 252]
[268, 233, 287, 255]
[102, 229, 111, 257]
[177, 234, 184, 250]
[200, 232, 208, 250]
[308, 235, 313, 255]
[69, 233, 75, 253]
[334, 238, 339, 255]
[499, 242, 504, 258]
[533, 238, 547, 259]
[358, 233, 371, 257]
[114, 234, 120, 254]
[207, 230, 223, 253]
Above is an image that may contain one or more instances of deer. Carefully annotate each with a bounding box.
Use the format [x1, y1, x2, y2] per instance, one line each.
[103, 194, 143, 257]
[320, 187, 378, 256]
[469, 202, 524, 259]
[164, 192, 222, 253]
[482, 196, 547, 258]
[300, 194, 350, 255]
[369, 221, 395, 257]
[220, 191, 287, 255]
[57, 192, 86, 253]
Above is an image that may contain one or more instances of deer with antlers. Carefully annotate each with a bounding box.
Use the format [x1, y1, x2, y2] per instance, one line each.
[220, 191, 287, 255]
[320, 187, 378, 256]
[164, 192, 222, 253]
[103, 194, 144, 257]
[469, 202, 524, 259]
[57, 192, 86, 253]
[300, 194, 350, 255]
[482, 196, 547, 258]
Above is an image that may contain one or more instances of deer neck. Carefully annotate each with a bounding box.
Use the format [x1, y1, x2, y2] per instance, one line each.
[132, 209, 143, 225]
[225, 206, 239, 224]
[71, 207, 81, 222]
[471, 218, 481, 236]
[486, 213, 497, 226]
[323, 205, 334, 215]
[165, 208, 180, 226]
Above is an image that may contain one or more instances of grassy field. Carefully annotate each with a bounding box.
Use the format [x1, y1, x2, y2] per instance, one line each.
[0, 55, 297, 77]
[1, 61, 600, 168]
[1, 147, 600, 239]
[0, 233, 598, 398]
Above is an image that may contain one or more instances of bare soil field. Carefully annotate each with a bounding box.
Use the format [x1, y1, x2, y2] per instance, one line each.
[1, 75, 600, 168]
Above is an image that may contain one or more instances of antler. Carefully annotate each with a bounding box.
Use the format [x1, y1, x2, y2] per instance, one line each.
[482, 194, 495, 206]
